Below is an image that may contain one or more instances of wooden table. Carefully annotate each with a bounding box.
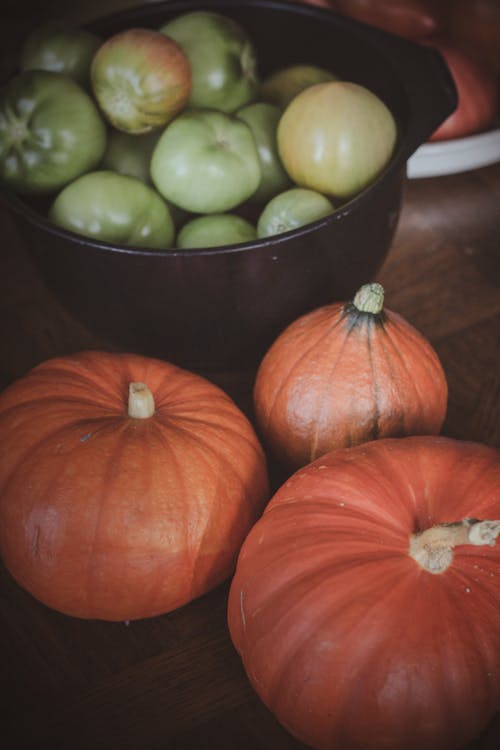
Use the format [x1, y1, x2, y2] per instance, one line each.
[1, 3, 500, 748]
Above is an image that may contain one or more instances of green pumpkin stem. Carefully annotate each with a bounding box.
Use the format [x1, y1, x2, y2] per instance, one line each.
[409, 518, 500, 574]
[128, 382, 155, 419]
[352, 283, 384, 315]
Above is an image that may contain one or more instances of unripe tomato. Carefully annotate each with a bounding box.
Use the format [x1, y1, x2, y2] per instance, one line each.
[277, 81, 397, 199]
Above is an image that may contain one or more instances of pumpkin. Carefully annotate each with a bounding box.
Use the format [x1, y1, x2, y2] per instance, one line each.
[227, 436, 500, 750]
[0, 351, 269, 621]
[253, 282, 448, 470]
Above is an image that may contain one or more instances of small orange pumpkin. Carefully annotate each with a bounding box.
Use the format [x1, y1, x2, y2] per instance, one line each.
[253, 282, 448, 469]
[0, 351, 269, 621]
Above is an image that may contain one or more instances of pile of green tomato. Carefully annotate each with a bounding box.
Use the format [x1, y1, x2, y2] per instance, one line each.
[0, 11, 397, 250]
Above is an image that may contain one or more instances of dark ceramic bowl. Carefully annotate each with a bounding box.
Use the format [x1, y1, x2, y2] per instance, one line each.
[2, 0, 457, 370]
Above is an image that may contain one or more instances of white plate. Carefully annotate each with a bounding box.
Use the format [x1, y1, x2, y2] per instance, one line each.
[407, 126, 500, 178]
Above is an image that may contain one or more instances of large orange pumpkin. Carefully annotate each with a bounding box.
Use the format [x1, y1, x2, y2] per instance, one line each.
[0, 351, 269, 621]
[253, 283, 448, 469]
[228, 436, 500, 750]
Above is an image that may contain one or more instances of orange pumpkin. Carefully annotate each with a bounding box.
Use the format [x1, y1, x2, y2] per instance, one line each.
[253, 282, 448, 469]
[0, 351, 269, 621]
[228, 436, 500, 750]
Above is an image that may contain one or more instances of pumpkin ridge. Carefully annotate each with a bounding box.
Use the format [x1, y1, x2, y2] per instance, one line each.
[410, 575, 500, 741]
[146, 418, 203, 608]
[386, 311, 444, 369]
[157, 425, 243, 598]
[152, 418, 269, 587]
[379, 312, 443, 430]
[27, 356, 130, 409]
[240, 553, 396, 646]
[368, 319, 412, 437]
[380, 321, 422, 424]
[445, 576, 500, 697]
[269, 451, 413, 529]
[391, 317, 446, 377]
[233, 508, 411, 637]
[443, 561, 500, 615]
[380, 437, 500, 529]
[256, 308, 346, 439]
[149, 373, 246, 419]
[154, 394, 232, 415]
[0, 426, 74, 564]
[252, 506, 407, 566]
[156, 404, 260, 448]
[0, 414, 121, 501]
[365, 316, 383, 441]
[266, 560, 488, 747]
[359, 440, 428, 523]
[148, 419, 267, 606]
[0, 392, 125, 422]
[254, 558, 415, 724]
[187, 487, 221, 601]
[308, 312, 361, 461]
[265, 491, 409, 539]
[338, 309, 372, 450]
[324, 581, 460, 749]
[152, 381, 268, 471]
[82, 426, 134, 617]
[385, 311, 447, 391]
[159, 413, 267, 494]
[238, 556, 488, 742]
[378, 444, 498, 533]
[441, 452, 500, 520]
[2, 417, 134, 618]
[243, 544, 409, 605]
[152, 377, 234, 413]
[94, 415, 216, 619]
[365, 439, 468, 530]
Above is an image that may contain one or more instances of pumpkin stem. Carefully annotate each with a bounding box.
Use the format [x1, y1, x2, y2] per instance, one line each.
[352, 283, 385, 315]
[409, 518, 500, 574]
[128, 382, 155, 419]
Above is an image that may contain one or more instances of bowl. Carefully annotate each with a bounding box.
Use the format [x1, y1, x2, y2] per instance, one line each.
[407, 124, 500, 178]
[1, 0, 457, 370]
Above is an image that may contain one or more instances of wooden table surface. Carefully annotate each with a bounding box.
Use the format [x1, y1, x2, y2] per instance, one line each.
[1, 2, 500, 749]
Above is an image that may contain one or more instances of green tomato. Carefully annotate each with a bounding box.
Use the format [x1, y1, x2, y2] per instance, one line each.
[150, 109, 261, 214]
[0, 70, 107, 195]
[236, 101, 292, 204]
[49, 170, 175, 249]
[91, 28, 192, 134]
[260, 64, 337, 109]
[102, 129, 161, 184]
[21, 22, 102, 88]
[102, 129, 189, 227]
[257, 187, 334, 238]
[177, 213, 256, 249]
[160, 11, 259, 112]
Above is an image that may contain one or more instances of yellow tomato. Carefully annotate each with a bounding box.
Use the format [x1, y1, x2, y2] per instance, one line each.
[277, 81, 397, 199]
